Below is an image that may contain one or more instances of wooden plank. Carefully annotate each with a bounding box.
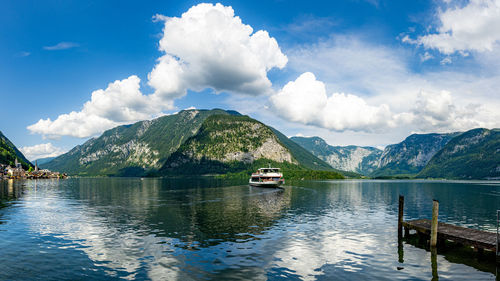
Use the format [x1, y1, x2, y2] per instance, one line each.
[402, 219, 497, 251]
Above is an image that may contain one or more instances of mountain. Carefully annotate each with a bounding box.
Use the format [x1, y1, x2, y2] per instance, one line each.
[270, 130, 337, 172]
[372, 132, 460, 177]
[291, 136, 382, 175]
[44, 109, 335, 177]
[160, 114, 335, 175]
[43, 109, 239, 176]
[0, 131, 32, 169]
[34, 157, 56, 166]
[418, 128, 500, 179]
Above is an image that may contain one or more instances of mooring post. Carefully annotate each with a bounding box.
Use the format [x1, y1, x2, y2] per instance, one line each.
[398, 195, 404, 238]
[430, 199, 439, 247]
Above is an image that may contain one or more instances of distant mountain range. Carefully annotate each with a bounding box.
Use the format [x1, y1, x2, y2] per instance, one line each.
[0, 131, 32, 169]
[291, 129, 499, 179]
[1, 108, 494, 180]
[291, 137, 382, 175]
[373, 132, 460, 177]
[42, 109, 338, 177]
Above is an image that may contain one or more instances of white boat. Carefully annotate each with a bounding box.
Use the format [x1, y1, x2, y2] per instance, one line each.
[249, 166, 285, 187]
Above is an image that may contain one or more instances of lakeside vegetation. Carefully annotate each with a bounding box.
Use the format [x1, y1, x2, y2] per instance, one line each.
[161, 158, 353, 179]
[217, 169, 345, 180]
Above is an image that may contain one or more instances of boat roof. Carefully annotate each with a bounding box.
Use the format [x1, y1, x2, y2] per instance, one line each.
[258, 167, 280, 170]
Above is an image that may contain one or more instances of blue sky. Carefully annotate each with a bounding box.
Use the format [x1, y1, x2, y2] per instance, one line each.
[2, 0, 500, 160]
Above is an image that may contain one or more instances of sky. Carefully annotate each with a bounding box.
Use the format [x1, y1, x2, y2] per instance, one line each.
[2, 0, 500, 161]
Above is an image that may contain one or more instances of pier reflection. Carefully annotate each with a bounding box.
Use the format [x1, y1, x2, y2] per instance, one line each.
[402, 232, 498, 277]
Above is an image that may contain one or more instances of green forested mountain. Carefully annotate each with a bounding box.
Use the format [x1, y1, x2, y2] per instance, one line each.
[160, 114, 337, 175]
[44, 109, 338, 177]
[43, 109, 238, 176]
[291, 136, 382, 175]
[371, 132, 459, 177]
[269, 129, 336, 171]
[0, 131, 32, 169]
[418, 128, 500, 179]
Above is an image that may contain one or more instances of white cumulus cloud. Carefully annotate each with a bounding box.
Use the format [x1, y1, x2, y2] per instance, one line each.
[27, 75, 169, 138]
[20, 143, 66, 161]
[282, 35, 500, 134]
[149, 3, 288, 97]
[270, 72, 398, 132]
[410, 90, 490, 131]
[269, 72, 498, 134]
[29, 3, 288, 139]
[416, 0, 500, 54]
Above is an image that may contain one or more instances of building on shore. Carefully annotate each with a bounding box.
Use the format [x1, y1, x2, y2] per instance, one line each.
[0, 159, 67, 180]
[3, 159, 26, 179]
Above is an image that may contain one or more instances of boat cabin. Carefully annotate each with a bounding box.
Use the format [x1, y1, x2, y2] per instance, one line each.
[256, 168, 280, 174]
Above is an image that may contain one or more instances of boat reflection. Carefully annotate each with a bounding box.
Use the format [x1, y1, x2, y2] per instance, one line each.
[13, 178, 293, 280]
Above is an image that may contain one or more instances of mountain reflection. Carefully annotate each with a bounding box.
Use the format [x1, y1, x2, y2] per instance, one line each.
[15, 178, 293, 279]
[0, 178, 497, 280]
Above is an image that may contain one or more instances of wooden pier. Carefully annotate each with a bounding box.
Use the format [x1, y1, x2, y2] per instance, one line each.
[402, 219, 497, 252]
[398, 195, 499, 261]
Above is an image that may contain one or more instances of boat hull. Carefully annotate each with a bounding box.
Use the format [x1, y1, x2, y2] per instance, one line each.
[249, 180, 283, 188]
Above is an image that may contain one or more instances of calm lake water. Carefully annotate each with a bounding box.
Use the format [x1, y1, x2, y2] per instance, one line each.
[0, 178, 498, 280]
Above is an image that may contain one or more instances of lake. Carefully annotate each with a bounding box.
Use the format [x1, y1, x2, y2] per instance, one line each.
[0, 178, 498, 280]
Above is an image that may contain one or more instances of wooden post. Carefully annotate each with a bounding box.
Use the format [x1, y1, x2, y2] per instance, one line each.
[430, 199, 439, 247]
[398, 195, 404, 238]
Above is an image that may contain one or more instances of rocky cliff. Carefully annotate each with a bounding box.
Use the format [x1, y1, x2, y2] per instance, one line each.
[160, 114, 334, 175]
[372, 133, 459, 177]
[291, 136, 381, 175]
